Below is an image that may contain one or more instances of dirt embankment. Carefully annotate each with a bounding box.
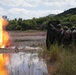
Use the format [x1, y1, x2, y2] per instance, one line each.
[9, 31, 46, 46]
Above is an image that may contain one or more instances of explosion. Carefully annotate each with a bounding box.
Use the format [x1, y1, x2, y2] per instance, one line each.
[0, 17, 11, 48]
[0, 16, 11, 75]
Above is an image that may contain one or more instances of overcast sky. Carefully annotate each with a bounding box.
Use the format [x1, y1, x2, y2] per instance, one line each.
[0, 0, 76, 19]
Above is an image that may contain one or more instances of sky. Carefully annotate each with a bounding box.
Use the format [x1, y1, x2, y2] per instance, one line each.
[0, 0, 76, 19]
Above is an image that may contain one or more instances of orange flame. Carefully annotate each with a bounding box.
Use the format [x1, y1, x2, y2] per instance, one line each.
[0, 54, 9, 75]
[0, 17, 11, 75]
[0, 17, 11, 48]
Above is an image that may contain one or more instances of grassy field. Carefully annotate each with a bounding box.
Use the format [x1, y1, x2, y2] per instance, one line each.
[42, 44, 76, 75]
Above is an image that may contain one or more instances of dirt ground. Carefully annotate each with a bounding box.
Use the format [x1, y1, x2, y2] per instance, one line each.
[9, 31, 46, 47]
[0, 31, 46, 53]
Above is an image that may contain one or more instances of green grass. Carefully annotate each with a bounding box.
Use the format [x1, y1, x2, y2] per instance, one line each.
[42, 44, 76, 75]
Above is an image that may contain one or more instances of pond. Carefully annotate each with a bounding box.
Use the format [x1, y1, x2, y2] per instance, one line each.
[0, 50, 49, 75]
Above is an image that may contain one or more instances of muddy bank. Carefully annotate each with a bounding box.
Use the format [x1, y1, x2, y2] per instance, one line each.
[9, 31, 46, 46]
[0, 45, 43, 53]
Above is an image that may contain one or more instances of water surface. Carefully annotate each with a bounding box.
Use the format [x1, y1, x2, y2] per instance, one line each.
[6, 52, 49, 75]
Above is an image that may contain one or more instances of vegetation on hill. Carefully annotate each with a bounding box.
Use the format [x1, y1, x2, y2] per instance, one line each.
[7, 7, 76, 31]
[57, 7, 76, 16]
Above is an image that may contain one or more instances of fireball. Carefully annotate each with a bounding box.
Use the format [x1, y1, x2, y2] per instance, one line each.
[0, 17, 11, 48]
[0, 17, 11, 75]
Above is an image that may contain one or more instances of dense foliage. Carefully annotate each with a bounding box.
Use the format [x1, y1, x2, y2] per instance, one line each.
[7, 7, 76, 31]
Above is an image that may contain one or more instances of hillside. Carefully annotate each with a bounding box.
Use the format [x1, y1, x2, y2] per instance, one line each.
[57, 7, 76, 16]
[53, 7, 76, 28]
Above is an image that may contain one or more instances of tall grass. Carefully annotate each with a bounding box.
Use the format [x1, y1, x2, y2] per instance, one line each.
[43, 44, 76, 75]
[56, 45, 76, 75]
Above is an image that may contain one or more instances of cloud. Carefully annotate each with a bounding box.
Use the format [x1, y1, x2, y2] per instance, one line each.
[0, 7, 4, 10]
[0, 0, 76, 19]
[41, 0, 76, 7]
[66, 0, 76, 7]
[7, 8, 63, 19]
[0, 0, 75, 8]
[0, 0, 39, 7]
[0, 6, 7, 16]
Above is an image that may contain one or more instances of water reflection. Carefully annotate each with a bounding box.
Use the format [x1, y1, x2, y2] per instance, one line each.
[6, 52, 49, 75]
[0, 54, 10, 75]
